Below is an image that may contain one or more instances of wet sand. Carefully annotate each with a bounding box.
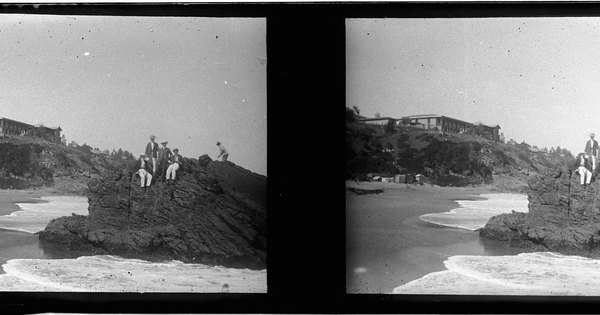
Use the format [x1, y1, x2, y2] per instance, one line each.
[346, 181, 522, 294]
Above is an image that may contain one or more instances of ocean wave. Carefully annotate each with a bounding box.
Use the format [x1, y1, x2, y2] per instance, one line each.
[0, 196, 88, 233]
[393, 252, 600, 295]
[419, 193, 529, 230]
[0, 255, 267, 292]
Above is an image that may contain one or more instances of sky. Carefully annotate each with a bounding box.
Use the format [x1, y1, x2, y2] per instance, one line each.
[0, 14, 266, 176]
[347, 18, 600, 155]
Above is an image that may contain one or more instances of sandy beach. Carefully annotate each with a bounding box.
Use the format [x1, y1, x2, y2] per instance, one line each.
[346, 181, 523, 294]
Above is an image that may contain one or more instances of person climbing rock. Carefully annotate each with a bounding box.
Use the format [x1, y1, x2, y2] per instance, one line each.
[166, 148, 182, 185]
[135, 154, 153, 189]
[157, 141, 172, 182]
[573, 152, 593, 186]
[145, 135, 159, 177]
[586, 133, 599, 176]
[216, 141, 229, 162]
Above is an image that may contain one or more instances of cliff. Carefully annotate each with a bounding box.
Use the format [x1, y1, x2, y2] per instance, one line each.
[37, 155, 266, 269]
[346, 121, 572, 190]
[0, 137, 134, 194]
[480, 169, 600, 256]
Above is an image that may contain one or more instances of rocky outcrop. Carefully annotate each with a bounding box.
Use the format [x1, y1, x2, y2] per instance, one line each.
[480, 170, 600, 256]
[38, 157, 266, 269]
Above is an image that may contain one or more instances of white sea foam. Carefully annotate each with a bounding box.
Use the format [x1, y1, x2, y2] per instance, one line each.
[0, 255, 267, 292]
[0, 196, 88, 233]
[393, 252, 600, 295]
[419, 193, 529, 230]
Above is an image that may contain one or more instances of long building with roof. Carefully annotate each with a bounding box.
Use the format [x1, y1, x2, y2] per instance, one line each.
[405, 114, 501, 141]
[0, 117, 62, 143]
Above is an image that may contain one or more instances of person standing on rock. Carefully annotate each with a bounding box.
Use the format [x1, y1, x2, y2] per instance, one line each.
[145, 135, 159, 177]
[135, 154, 153, 189]
[166, 148, 182, 184]
[573, 152, 593, 186]
[216, 141, 229, 162]
[585, 133, 599, 176]
[157, 141, 172, 182]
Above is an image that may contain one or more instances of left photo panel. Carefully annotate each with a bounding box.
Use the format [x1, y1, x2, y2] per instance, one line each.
[0, 13, 266, 293]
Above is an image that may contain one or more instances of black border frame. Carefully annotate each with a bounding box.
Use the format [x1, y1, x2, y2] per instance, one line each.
[2, 2, 600, 313]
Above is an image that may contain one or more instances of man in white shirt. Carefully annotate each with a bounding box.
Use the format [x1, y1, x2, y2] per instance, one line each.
[217, 141, 229, 162]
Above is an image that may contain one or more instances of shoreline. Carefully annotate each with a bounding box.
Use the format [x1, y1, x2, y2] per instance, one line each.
[346, 181, 522, 294]
[0, 189, 90, 277]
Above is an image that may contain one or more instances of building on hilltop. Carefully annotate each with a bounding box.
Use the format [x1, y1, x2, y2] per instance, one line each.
[0, 117, 62, 143]
[357, 117, 397, 126]
[405, 114, 473, 133]
[404, 114, 501, 142]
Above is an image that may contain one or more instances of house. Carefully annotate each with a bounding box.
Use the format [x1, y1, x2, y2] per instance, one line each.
[0, 117, 35, 137]
[91, 149, 109, 156]
[405, 114, 501, 141]
[0, 117, 62, 143]
[405, 114, 473, 133]
[357, 117, 397, 126]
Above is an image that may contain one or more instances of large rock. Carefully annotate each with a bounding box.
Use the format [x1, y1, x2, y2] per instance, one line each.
[480, 169, 600, 256]
[38, 157, 266, 269]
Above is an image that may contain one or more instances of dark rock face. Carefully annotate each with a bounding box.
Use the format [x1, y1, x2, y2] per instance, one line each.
[197, 154, 212, 167]
[38, 157, 266, 269]
[480, 170, 600, 256]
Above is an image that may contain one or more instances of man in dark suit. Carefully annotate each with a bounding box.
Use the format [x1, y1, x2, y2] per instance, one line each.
[573, 152, 593, 186]
[157, 141, 172, 182]
[145, 135, 159, 177]
[585, 133, 599, 176]
[135, 154, 153, 189]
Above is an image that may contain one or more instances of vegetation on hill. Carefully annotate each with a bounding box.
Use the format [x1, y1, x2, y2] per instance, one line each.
[346, 119, 573, 190]
[0, 135, 135, 194]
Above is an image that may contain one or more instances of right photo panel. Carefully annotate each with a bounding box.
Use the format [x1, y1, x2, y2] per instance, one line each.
[346, 17, 600, 295]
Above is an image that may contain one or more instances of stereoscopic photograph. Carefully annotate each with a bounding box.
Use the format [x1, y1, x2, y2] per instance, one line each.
[0, 13, 266, 292]
[346, 17, 600, 295]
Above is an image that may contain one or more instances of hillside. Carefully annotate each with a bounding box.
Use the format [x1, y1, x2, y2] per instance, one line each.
[346, 122, 573, 191]
[0, 135, 134, 194]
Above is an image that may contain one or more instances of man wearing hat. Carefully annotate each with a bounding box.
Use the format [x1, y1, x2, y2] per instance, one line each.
[216, 141, 229, 162]
[585, 133, 599, 176]
[166, 148, 182, 184]
[145, 135, 159, 177]
[157, 141, 172, 182]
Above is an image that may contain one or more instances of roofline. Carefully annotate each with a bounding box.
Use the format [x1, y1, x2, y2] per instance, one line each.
[0, 118, 62, 130]
[0, 117, 34, 127]
[406, 114, 500, 129]
[358, 117, 396, 121]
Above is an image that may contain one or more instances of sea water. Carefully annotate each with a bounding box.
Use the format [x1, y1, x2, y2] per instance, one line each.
[0, 196, 89, 233]
[419, 193, 529, 230]
[0, 195, 267, 292]
[394, 193, 600, 295]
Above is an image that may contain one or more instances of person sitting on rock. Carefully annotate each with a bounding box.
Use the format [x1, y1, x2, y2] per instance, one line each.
[573, 152, 593, 186]
[157, 141, 172, 182]
[586, 133, 599, 176]
[166, 148, 182, 185]
[135, 154, 153, 189]
[216, 141, 229, 162]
